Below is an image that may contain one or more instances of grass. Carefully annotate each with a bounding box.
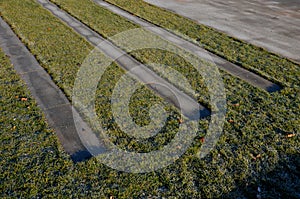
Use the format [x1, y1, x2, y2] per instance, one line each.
[46, 0, 221, 106]
[104, 0, 300, 88]
[0, 0, 299, 198]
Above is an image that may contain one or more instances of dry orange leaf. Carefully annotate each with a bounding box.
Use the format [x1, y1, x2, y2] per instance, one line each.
[21, 98, 28, 101]
[200, 137, 205, 143]
[251, 154, 261, 160]
[228, 119, 234, 123]
[250, 154, 256, 160]
[287, 134, 296, 138]
[179, 118, 184, 124]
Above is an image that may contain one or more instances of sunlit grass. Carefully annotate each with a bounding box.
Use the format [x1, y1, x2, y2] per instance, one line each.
[0, 0, 299, 198]
[105, 0, 300, 87]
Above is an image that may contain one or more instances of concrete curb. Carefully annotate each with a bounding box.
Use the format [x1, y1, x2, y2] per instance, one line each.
[95, 0, 282, 92]
[0, 17, 93, 162]
[37, 0, 210, 119]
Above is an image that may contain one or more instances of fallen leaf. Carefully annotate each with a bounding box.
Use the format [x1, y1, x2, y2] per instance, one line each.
[228, 119, 234, 123]
[232, 103, 240, 107]
[287, 134, 296, 138]
[21, 98, 28, 101]
[251, 154, 261, 160]
[200, 137, 205, 143]
[179, 118, 184, 124]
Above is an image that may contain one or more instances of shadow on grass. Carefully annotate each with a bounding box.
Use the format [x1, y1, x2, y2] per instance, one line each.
[266, 84, 283, 93]
[71, 150, 92, 163]
[223, 153, 300, 199]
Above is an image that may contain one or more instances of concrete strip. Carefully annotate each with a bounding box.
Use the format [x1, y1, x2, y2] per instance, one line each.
[94, 0, 281, 92]
[37, 0, 210, 119]
[143, 0, 300, 64]
[0, 17, 96, 162]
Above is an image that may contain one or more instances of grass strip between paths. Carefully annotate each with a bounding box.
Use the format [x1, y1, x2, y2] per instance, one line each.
[104, 0, 300, 87]
[0, 0, 299, 198]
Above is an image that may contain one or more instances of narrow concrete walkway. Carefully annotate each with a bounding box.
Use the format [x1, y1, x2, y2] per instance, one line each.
[0, 17, 96, 162]
[144, 0, 300, 64]
[94, 0, 281, 92]
[37, 0, 209, 119]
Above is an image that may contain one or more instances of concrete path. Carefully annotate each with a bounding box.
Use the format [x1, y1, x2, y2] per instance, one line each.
[144, 0, 300, 63]
[0, 0, 284, 161]
[39, 0, 281, 93]
[38, 0, 210, 119]
[94, 0, 281, 92]
[0, 17, 96, 162]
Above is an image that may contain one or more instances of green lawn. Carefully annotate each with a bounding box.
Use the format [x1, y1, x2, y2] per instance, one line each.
[0, 0, 299, 198]
[105, 0, 300, 87]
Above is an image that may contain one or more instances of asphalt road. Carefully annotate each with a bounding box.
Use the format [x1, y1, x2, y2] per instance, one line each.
[144, 0, 300, 63]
